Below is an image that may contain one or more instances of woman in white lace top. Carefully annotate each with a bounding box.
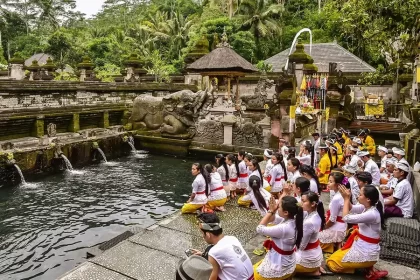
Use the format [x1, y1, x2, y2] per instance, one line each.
[327, 185, 388, 280]
[253, 189, 304, 280]
[294, 191, 325, 277]
[318, 172, 347, 254]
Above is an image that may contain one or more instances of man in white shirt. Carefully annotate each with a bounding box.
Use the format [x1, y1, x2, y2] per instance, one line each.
[377, 145, 388, 173]
[192, 213, 253, 280]
[392, 147, 412, 182]
[357, 151, 381, 186]
[384, 162, 414, 218]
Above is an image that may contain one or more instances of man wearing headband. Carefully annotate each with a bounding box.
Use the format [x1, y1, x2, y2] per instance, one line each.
[377, 146, 388, 174]
[357, 151, 380, 186]
[384, 162, 414, 218]
[193, 213, 253, 280]
[379, 158, 398, 197]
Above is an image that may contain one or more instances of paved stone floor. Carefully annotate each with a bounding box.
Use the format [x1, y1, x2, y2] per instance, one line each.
[60, 199, 420, 280]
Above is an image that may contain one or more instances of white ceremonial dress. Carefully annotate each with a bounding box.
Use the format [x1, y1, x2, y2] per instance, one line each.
[228, 164, 238, 190]
[269, 164, 286, 193]
[296, 154, 312, 166]
[342, 205, 381, 263]
[309, 178, 319, 193]
[256, 217, 296, 278]
[238, 161, 249, 189]
[348, 176, 359, 205]
[319, 192, 347, 243]
[217, 165, 228, 187]
[207, 172, 227, 202]
[296, 211, 323, 269]
[190, 174, 208, 205]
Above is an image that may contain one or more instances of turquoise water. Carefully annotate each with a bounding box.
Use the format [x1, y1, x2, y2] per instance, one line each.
[0, 153, 195, 280]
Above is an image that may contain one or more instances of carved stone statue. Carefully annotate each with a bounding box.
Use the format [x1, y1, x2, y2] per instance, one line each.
[241, 73, 274, 110]
[47, 123, 57, 137]
[130, 89, 211, 137]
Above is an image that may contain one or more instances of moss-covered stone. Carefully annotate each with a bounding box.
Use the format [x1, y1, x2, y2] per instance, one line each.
[77, 56, 95, 69]
[9, 56, 25, 64]
[398, 73, 413, 82]
[185, 35, 210, 64]
[68, 113, 80, 132]
[278, 89, 294, 100]
[43, 57, 57, 70]
[26, 60, 40, 70]
[32, 118, 44, 137]
[101, 111, 110, 128]
[288, 41, 313, 64]
[303, 63, 318, 73]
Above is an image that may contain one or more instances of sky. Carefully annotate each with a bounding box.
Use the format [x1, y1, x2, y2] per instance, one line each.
[76, 0, 105, 17]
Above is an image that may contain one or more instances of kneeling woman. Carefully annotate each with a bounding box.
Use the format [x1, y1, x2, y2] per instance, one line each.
[295, 191, 325, 277]
[327, 185, 388, 280]
[181, 163, 209, 214]
[239, 175, 271, 216]
[205, 164, 228, 211]
[254, 193, 303, 280]
[318, 172, 347, 253]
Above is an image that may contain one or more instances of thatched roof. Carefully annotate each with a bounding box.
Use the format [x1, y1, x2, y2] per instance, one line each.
[265, 43, 375, 73]
[187, 46, 258, 73]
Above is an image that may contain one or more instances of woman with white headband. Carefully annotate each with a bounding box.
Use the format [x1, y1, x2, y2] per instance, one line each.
[377, 146, 388, 174]
[261, 149, 274, 191]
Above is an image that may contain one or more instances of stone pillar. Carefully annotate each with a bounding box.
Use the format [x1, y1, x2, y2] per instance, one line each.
[69, 113, 80, 132]
[79, 69, 86, 82]
[221, 115, 236, 145]
[101, 111, 110, 128]
[10, 63, 25, 80]
[257, 115, 271, 148]
[32, 116, 44, 137]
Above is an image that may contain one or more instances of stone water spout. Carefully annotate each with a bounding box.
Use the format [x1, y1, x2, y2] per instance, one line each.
[123, 135, 137, 153]
[92, 142, 108, 162]
[1, 152, 26, 185]
[284, 28, 313, 72]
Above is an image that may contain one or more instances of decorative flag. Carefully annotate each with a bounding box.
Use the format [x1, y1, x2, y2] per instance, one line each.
[300, 75, 307, 91]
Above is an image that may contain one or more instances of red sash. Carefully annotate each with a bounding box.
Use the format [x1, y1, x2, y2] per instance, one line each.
[304, 240, 320, 250]
[222, 179, 227, 182]
[316, 168, 331, 175]
[266, 175, 272, 183]
[211, 186, 224, 192]
[239, 173, 248, 178]
[263, 239, 295, 255]
[341, 226, 380, 250]
[218, 276, 254, 280]
[196, 191, 206, 194]
[326, 210, 344, 223]
[275, 176, 285, 181]
[229, 178, 238, 182]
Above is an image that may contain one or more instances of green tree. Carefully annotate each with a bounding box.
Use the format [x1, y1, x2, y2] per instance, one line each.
[237, 0, 283, 59]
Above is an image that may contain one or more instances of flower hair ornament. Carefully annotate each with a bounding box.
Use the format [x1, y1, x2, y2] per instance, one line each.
[342, 177, 349, 185]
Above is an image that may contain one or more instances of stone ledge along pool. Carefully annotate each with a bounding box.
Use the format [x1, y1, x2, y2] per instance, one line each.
[0, 153, 195, 280]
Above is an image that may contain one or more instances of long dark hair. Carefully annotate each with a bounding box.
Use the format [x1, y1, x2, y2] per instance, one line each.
[282, 196, 303, 248]
[299, 164, 321, 194]
[273, 152, 288, 181]
[327, 149, 338, 169]
[227, 154, 240, 175]
[329, 171, 345, 185]
[193, 163, 209, 196]
[238, 150, 246, 161]
[303, 191, 326, 230]
[295, 177, 310, 194]
[249, 175, 267, 210]
[216, 154, 229, 181]
[363, 185, 386, 230]
[287, 147, 296, 160]
[303, 141, 315, 167]
[289, 158, 300, 172]
[250, 159, 263, 187]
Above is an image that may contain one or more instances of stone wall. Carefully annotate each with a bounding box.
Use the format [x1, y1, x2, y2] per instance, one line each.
[0, 81, 197, 141]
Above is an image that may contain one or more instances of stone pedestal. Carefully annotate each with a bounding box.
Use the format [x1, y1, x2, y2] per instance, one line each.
[69, 113, 80, 132]
[10, 63, 25, 80]
[79, 69, 86, 82]
[221, 115, 236, 145]
[32, 116, 44, 137]
[257, 116, 271, 148]
[101, 111, 110, 128]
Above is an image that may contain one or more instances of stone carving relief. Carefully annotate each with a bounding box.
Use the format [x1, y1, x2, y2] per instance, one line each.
[47, 123, 57, 137]
[194, 119, 224, 143]
[241, 74, 274, 110]
[232, 121, 263, 146]
[130, 89, 212, 137]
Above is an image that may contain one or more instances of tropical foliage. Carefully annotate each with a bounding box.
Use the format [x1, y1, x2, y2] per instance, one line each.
[0, 0, 418, 80]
